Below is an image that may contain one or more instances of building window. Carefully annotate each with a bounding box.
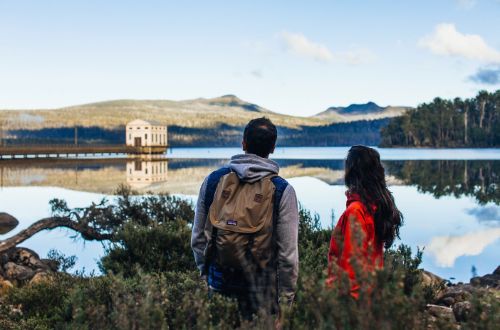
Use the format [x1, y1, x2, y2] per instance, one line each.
[129, 134, 131, 140]
[145, 134, 148, 140]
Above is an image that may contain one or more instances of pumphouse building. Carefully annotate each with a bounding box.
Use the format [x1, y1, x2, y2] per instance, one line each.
[126, 119, 167, 148]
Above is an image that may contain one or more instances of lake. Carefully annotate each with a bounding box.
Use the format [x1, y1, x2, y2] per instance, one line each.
[0, 147, 499, 282]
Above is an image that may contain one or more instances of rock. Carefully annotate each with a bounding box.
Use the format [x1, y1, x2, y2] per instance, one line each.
[470, 266, 500, 288]
[4, 262, 35, 281]
[441, 296, 455, 306]
[8, 247, 51, 272]
[437, 285, 473, 305]
[0, 279, 14, 296]
[41, 258, 60, 272]
[422, 270, 445, 287]
[29, 272, 52, 285]
[11, 247, 40, 263]
[453, 301, 471, 322]
[426, 304, 456, 323]
[0, 213, 19, 235]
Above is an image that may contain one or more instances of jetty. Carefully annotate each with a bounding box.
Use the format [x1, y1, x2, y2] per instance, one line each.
[0, 144, 167, 159]
[0, 119, 168, 159]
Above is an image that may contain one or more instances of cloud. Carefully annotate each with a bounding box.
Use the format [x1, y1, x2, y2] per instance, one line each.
[279, 31, 375, 65]
[456, 0, 477, 9]
[467, 205, 500, 222]
[250, 69, 263, 78]
[469, 66, 500, 84]
[419, 23, 500, 63]
[280, 31, 334, 62]
[426, 228, 500, 267]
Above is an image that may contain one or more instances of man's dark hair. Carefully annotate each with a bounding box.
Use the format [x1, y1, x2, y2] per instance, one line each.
[243, 117, 277, 158]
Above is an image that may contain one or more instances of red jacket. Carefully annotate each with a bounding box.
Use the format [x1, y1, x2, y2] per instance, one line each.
[327, 192, 383, 297]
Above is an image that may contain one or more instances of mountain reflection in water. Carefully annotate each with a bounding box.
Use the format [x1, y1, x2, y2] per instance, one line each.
[0, 158, 497, 204]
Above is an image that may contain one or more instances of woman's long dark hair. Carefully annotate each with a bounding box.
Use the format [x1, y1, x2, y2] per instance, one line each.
[344, 145, 403, 249]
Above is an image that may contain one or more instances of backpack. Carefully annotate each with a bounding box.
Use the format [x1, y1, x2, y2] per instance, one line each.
[203, 167, 288, 293]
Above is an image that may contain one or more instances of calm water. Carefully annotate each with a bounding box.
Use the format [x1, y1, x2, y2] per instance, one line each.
[0, 147, 499, 282]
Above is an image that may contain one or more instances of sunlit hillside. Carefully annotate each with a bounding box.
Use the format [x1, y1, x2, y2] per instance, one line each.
[0, 95, 410, 130]
[0, 95, 329, 130]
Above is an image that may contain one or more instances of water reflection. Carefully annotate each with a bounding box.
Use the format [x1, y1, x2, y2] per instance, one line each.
[126, 159, 169, 189]
[426, 228, 500, 267]
[385, 160, 499, 205]
[0, 156, 498, 281]
[0, 159, 498, 204]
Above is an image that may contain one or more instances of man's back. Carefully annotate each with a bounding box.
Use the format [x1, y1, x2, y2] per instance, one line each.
[191, 153, 299, 316]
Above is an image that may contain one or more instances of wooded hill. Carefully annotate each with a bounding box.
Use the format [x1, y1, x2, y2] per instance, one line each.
[381, 90, 500, 148]
[0, 95, 405, 147]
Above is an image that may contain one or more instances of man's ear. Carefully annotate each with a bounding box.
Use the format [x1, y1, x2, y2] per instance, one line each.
[269, 144, 276, 154]
[242, 140, 247, 152]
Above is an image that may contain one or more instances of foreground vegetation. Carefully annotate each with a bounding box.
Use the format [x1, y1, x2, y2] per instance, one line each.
[0, 188, 498, 329]
[381, 90, 500, 148]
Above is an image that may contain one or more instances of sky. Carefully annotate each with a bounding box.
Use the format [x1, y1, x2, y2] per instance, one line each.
[0, 0, 499, 116]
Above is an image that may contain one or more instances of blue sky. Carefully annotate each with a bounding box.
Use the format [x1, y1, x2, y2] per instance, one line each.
[1, 0, 499, 116]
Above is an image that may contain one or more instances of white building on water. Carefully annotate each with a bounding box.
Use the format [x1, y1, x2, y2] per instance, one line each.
[126, 119, 168, 147]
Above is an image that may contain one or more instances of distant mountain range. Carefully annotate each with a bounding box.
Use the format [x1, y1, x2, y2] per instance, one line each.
[0, 95, 411, 130]
[314, 102, 411, 122]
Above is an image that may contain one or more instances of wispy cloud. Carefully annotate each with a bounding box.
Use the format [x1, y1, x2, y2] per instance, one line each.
[280, 31, 334, 62]
[279, 31, 375, 65]
[419, 23, 500, 63]
[250, 69, 263, 78]
[456, 0, 477, 9]
[469, 66, 500, 84]
[426, 228, 500, 267]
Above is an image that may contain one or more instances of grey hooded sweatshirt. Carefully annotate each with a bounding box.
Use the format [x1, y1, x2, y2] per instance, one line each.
[191, 153, 299, 300]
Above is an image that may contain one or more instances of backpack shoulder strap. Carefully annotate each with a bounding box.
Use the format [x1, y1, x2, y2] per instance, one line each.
[270, 176, 289, 215]
[204, 167, 232, 212]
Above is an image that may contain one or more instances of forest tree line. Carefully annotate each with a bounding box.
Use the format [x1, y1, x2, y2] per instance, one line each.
[381, 90, 500, 147]
[4, 119, 389, 147]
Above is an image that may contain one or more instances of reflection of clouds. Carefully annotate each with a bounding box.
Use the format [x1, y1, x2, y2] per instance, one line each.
[427, 228, 500, 267]
[467, 205, 500, 224]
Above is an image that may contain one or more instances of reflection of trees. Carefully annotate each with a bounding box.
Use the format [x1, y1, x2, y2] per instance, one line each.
[385, 160, 499, 205]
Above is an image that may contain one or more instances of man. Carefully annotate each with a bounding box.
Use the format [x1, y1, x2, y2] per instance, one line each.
[191, 117, 299, 319]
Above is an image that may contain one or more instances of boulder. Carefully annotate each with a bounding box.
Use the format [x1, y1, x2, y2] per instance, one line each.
[422, 270, 445, 287]
[437, 285, 473, 305]
[8, 247, 51, 272]
[426, 304, 456, 323]
[41, 258, 60, 272]
[471, 273, 500, 288]
[453, 301, 471, 322]
[0, 213, 19, 235]
[4, 262, 35, 281]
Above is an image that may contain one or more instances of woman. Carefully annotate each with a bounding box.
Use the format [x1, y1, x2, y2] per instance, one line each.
[327, 145, 403, 297]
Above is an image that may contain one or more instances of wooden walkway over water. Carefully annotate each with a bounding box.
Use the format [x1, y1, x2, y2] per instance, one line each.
[0, 144, 168, 159]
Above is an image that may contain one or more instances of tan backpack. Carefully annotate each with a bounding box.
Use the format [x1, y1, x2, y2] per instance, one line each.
[205, 170, 286, 289]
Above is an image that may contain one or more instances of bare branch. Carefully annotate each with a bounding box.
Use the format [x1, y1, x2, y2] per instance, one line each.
[0, 216, 113, 254]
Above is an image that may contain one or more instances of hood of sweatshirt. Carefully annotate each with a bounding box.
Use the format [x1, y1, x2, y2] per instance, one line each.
[228, 153, 279, 183]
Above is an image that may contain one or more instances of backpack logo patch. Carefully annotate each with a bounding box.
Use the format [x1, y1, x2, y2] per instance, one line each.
[221, 190, 231, 198]
[254, 193, 263, 203]
[226, 219, 237, 226]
